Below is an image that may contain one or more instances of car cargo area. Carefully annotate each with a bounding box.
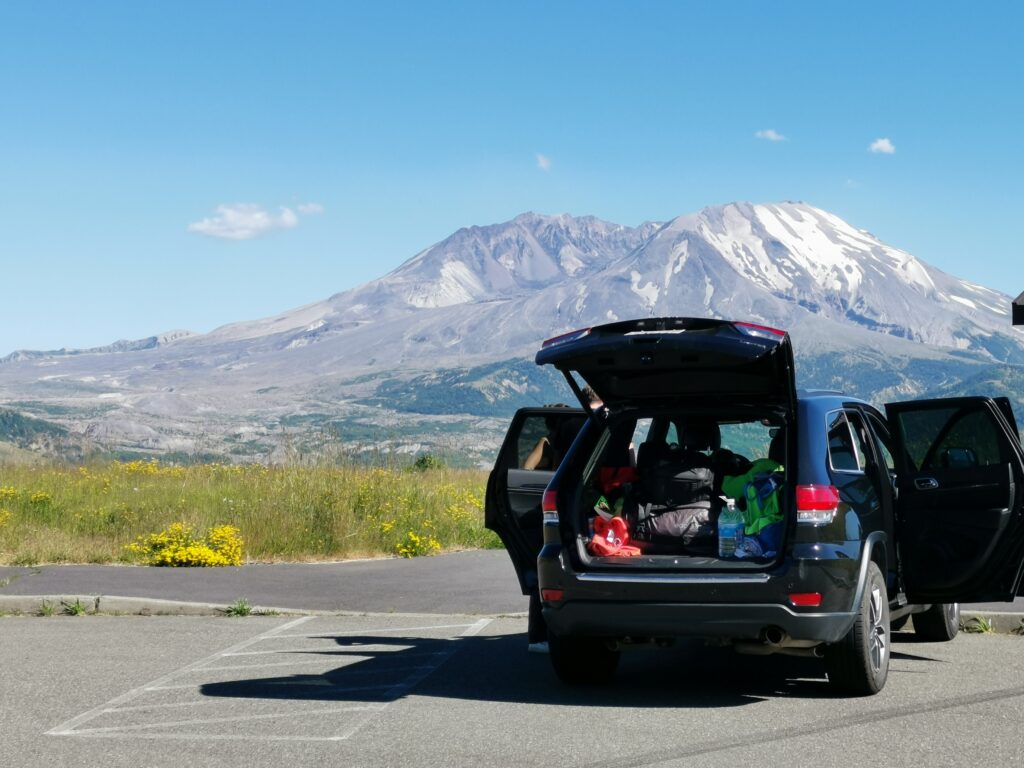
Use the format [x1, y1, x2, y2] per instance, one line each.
[567, 408, 789, 571]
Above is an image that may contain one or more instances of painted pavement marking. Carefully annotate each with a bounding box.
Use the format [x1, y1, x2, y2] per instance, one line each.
[46, 614, 495, 742]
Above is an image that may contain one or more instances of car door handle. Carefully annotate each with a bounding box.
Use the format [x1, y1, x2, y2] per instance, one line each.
[915, 477, 940, 491]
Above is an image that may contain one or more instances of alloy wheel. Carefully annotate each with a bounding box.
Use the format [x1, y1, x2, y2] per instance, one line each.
[867, 585, 888, 672]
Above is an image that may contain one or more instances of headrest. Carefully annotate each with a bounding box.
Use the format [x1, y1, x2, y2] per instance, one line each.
[679, 420, 721, 452]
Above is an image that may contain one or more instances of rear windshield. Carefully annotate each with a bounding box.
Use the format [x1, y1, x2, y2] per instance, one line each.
[575, 409, 787, 560]
[607, 412, 783, 472]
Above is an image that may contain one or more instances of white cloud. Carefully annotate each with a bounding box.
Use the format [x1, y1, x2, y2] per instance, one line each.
[755, 129, 786, 142]
[536, 153, 552, 171]
[869, 137, 896, 155]
[187, 202, 322, 241]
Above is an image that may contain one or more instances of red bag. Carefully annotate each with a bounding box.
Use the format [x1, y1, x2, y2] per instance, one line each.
[588, 516, 641, 557]
[595, 466, 638, 494]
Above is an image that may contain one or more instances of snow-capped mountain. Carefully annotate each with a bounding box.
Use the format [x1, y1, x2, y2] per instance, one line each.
[1, 202, 1021, 461]
[161, 201, 1020, 367]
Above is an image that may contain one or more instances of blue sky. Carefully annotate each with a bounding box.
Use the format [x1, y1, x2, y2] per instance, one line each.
[1, 2, 1021, 355]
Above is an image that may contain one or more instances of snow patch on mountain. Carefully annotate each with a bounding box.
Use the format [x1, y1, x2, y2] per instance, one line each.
[630, 270, 660, 309]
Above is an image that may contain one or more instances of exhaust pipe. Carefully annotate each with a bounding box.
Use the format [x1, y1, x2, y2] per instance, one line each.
[732, 627, 825, 658]
[763, 626, 786, 646]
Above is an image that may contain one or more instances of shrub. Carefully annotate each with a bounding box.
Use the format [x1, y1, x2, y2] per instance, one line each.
[395, 530, 441, 558]
[412, 454, 445, 471]
[126, 522, 243, 567]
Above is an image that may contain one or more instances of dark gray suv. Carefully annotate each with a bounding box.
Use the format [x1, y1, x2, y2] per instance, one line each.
[486, 317, 1024, 695]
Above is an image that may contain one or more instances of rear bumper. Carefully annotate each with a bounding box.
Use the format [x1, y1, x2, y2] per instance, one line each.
[538, 535, 882, 644]
[542, 600, 856, 643]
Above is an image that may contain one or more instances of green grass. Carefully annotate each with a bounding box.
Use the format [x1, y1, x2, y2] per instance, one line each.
[223, 598, 253, 617]
[0, 459, 500, 565]
[962, 615, 995, 634]
[62, 598, 89, 616]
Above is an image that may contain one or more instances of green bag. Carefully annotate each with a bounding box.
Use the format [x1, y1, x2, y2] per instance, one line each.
[721, 458, 784, 536]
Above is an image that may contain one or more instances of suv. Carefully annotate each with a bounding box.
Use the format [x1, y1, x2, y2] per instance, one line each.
[486, 317, 1024, 695]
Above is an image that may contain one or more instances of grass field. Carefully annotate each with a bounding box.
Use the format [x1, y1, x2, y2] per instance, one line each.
[0, 459, 499, 565]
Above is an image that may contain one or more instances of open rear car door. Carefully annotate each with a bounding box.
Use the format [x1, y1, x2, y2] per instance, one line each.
[885, 397, 1024, 603]
[485, 407, 587, 594]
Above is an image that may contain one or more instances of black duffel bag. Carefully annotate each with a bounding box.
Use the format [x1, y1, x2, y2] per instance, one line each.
[633, 501, 717, 555]
[640, 463, 714, 507]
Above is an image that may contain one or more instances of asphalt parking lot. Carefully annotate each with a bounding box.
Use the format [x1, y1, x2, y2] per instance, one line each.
[2, 612, 1022, 768]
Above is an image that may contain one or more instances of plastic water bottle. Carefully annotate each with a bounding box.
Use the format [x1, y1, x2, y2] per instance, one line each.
[718, 497, 744, 558]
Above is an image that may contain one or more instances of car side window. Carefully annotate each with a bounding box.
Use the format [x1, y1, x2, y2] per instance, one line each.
[827, 410, 862, 472]
[845, 411, 874, 472]
[632, 418, 654, 447]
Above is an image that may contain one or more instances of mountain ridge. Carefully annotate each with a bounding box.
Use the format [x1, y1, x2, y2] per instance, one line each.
[1, 201, 1020, 463]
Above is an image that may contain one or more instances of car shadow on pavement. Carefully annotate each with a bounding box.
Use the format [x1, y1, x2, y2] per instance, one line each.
[196, 629, 934, 708]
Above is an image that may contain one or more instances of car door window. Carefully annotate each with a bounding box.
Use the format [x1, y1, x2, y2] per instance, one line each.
[899, 406, 1003, 472]
[885, 397, 1024, 602]
[517, 411, 586, 470]
[518, 414, 554, 468]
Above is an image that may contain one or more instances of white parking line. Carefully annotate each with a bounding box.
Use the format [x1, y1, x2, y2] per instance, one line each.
[268, 622, 479, 639]
[221, 646, 446, 657]
[46, 614, 498, 742]
[46, 616, 314, 737]
[461, 618, 492, 637]
[69, 706, 389, 736]
[196, 658, 377, 673]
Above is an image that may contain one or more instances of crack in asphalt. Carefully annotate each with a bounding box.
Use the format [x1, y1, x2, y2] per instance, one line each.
[589, 684, 1024, 768]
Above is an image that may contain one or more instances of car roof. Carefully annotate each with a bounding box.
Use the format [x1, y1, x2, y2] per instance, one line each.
[797, 389, 876, 414]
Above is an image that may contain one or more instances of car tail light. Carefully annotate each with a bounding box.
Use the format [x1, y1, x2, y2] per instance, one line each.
[542, 489, 559, 524]
[789, 592, 823, 607]
[541, 588, 564, 604]
[734, 321, 786, 340]
[796, 484, 840, 525]
[540, 327, 591, 349]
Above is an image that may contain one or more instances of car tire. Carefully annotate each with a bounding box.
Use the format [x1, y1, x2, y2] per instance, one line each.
[824, 562, 890, 696]
[548, 631, 620, 685]
[912, 603, 960, 642]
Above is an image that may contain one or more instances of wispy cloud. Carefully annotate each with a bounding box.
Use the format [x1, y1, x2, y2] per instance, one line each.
[187, 202, 323, 241]
[869, 137, 896, 155]
[755, 129, 786, 142]
[536, 153, 552, 171]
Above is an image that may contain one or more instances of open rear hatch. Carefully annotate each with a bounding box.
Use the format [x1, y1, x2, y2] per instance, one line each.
[536, 317, 797, 412]
[536, 318, 797, 570]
